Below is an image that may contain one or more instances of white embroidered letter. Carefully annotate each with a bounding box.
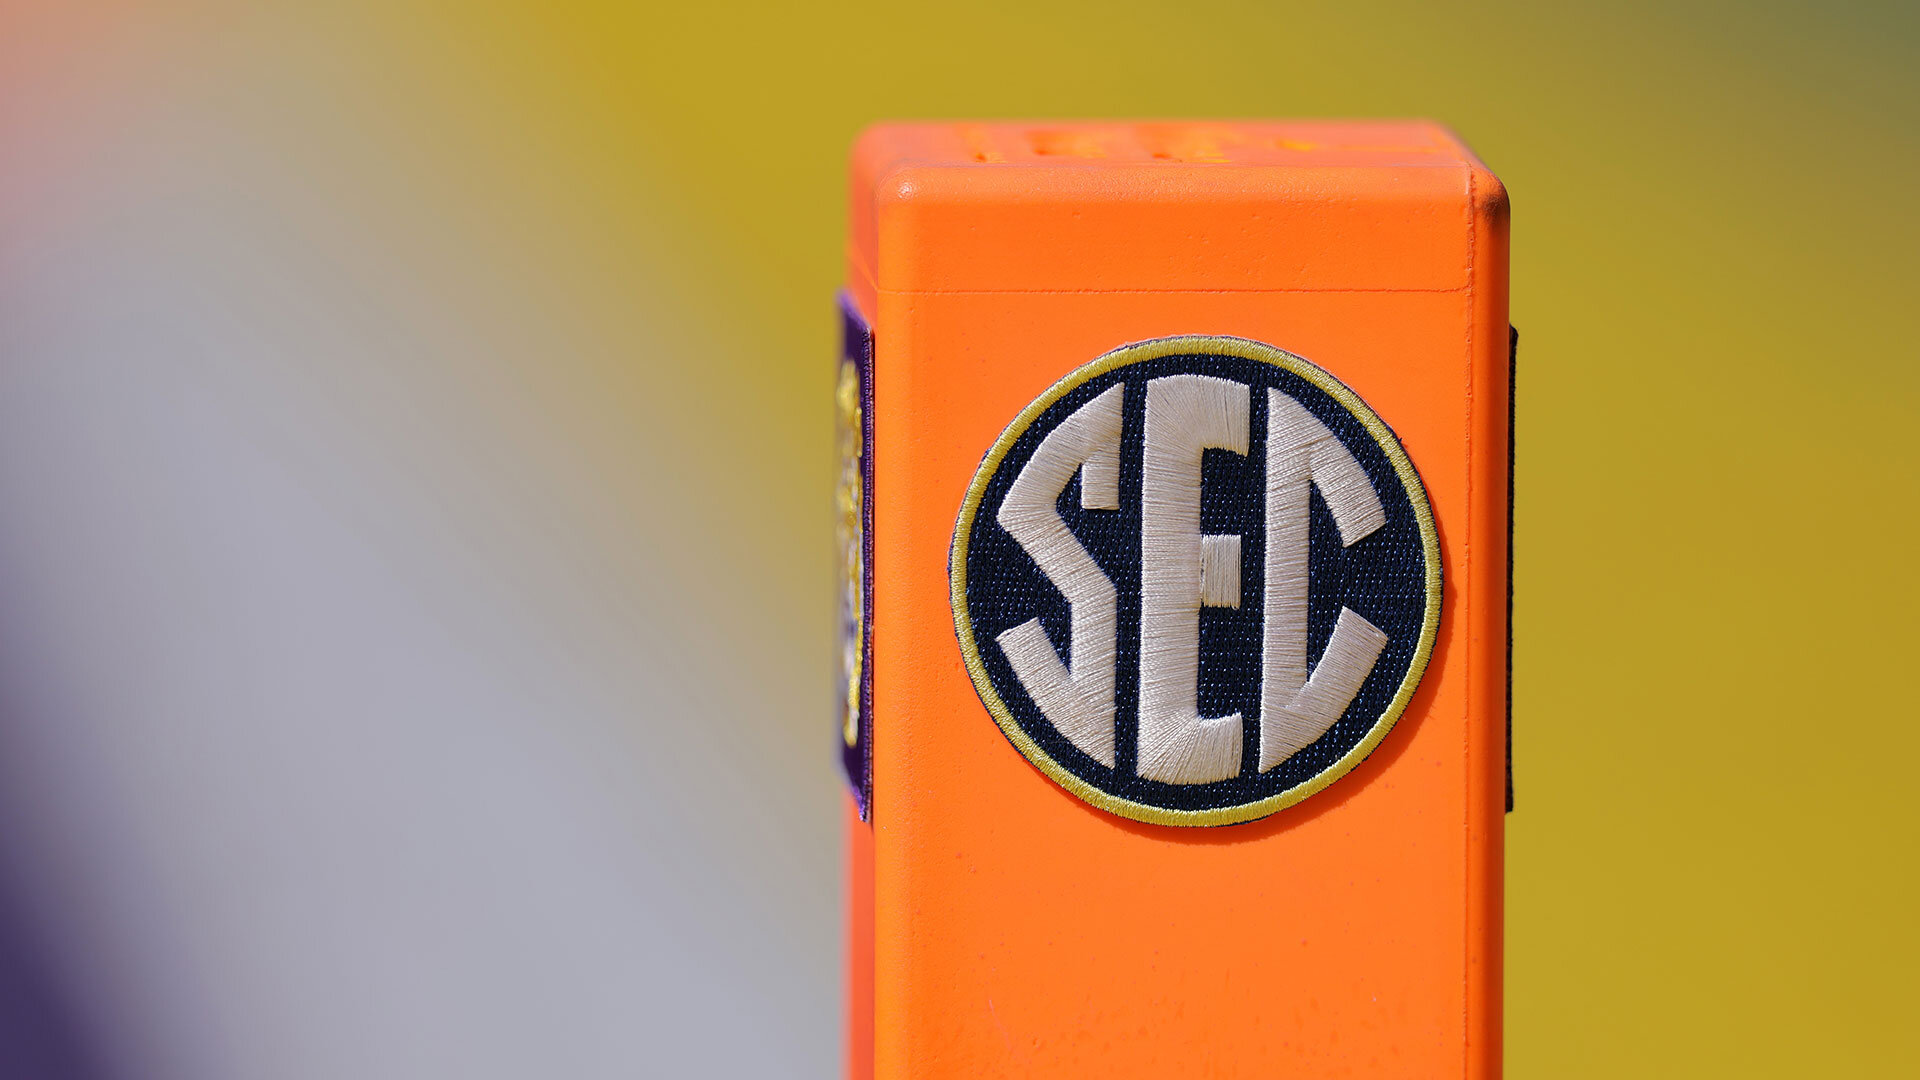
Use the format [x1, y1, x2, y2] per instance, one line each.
[1136, 374, 1249, 785]
[995, 385, 1124, 765]
[1259, 390, 1391, 770]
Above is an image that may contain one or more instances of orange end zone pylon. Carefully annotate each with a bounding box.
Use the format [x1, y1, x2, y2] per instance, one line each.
[839, 121, 1510, 1079]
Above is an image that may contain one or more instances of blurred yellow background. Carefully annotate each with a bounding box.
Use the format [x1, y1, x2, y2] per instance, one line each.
[1, 1, 1913, 1077]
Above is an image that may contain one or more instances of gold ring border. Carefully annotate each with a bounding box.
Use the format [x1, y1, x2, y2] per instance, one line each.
[949, 335, 1444, 827]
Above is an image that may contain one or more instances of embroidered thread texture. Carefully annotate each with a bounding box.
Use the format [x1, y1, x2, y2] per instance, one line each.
[837, 298, 874, 818]
[952, 337, 1440, 826]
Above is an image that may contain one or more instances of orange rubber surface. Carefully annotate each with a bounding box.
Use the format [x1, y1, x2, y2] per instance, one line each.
[845, 121, 1509, 1079]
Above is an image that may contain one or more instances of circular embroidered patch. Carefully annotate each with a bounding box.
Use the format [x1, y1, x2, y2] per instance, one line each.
[951, 336, 1441, 827]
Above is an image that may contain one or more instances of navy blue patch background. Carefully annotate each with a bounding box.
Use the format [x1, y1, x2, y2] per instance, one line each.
[838, 296, 873, 818]
[961, 353, 1433, 815]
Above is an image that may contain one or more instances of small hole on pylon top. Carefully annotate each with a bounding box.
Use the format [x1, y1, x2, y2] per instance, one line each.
[1028, 130, 1105, 158]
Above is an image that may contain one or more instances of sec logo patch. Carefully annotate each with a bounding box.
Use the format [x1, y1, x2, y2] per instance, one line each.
[951, 336, 1442, 826]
